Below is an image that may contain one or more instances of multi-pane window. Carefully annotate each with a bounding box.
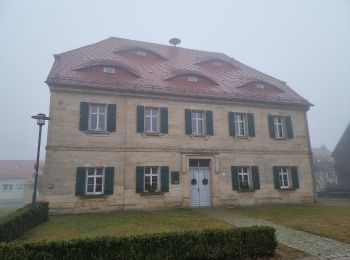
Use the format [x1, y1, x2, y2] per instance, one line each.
[274, 116, 285, 139]
[279, 167, 289, 188]
[144, 107, 159, 133]
[103, 67, 115, 74]
[89, 104, 107, 131]
[235, 113, 247, 136]
[191, 111, 204, 135]
[188, 76, 198, 83]
[238, 167, 250, 189]
[2, 184, 13, 192]
[86, 168, 104, 195]
[145, 167, 159, 192]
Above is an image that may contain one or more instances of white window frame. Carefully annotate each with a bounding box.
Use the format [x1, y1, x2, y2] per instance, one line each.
[86, 168, 104, 195]
[136, 51, 147, 57]
[279, 167, 289, 189]
[2, 184, 14, 192]
[144, 107, 160, 133]
[103, 67, 115, 74]
[191, 110, 205, 135]
[238, 166, 250, 189]
[188, 76, 198, 83]
[256, 83, 265, 89]
[89, 104, 107, 131]
[144, 166, 160, 192]
[234, 113, 248, 136]
[274, 116, 285, 139]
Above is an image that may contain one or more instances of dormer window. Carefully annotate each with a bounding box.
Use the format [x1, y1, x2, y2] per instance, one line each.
[256, 83, 265, 89]
[212, 61, 222, 66]
[103, 67, 115, 74]
[136, 51, 147, 57]
[188, 76, 198, 83]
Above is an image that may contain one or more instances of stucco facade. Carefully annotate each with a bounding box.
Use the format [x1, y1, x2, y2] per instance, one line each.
[44, 88, 314, 213]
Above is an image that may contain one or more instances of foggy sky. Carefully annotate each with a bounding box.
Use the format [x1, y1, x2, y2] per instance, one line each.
[0, 0, 349, 159]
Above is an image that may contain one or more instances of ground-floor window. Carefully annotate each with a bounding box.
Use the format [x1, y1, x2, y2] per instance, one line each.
[238, 166, 250, 189]
[279, 167, 289, 188]
[144, 167, 159, 192]
[86, 167, 104, 195]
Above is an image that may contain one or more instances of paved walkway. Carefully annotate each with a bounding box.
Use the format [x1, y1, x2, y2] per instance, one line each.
[199, 208, 350, 259]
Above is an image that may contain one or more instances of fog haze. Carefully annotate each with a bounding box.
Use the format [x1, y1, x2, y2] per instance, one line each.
[0, 0, 349, 159]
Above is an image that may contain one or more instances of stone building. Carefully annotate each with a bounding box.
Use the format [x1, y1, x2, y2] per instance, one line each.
[44, 37, 315, 212]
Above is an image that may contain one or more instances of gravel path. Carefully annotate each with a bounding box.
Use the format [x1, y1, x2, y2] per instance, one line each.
[199, 208, 350, 259]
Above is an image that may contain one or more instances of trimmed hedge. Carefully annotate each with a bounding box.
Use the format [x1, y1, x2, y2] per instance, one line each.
[0, 202, 49, 242]
[0, 226, 277, 259]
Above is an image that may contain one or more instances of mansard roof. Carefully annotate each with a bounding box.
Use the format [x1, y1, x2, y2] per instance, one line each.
[47, 37, 311, 107]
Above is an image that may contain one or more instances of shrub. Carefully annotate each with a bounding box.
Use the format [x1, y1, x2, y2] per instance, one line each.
[0, 202, 49, 242]
[0, 226, 277, 259]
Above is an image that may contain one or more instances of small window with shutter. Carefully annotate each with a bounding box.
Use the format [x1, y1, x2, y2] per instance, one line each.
[79, 102, 116, 132]
[268, 115, 293, 140]
[231, 166, 260, 191]
[229, 112, 255, 138]
[273, 166, 299, 190]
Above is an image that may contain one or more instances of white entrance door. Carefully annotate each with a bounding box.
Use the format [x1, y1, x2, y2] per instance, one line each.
[189, 167, 211, 207]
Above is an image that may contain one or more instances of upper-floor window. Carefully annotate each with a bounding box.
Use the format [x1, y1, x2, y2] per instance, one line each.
[185, 109, 213, 136]
[229, 112, 255, 138]
[103, 67, 115, 74]
[89, 104, 107, 131]
[212, 61, 222, 66]
[137, 106, 168, 134]
[256, 83, 265, 89]
[191, 111, 204, 135]
[268, 115, 294, 139]
[144, 107, 160, 133]
[274, 116, 285, 139]
[86, 167, 104, 195]
[79, 102, 116, 133]
[235, 113, 247, 136]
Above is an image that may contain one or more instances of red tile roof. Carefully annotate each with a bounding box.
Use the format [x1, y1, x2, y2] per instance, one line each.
[47, 37, 311, 107]
[0, 160, 44, 182]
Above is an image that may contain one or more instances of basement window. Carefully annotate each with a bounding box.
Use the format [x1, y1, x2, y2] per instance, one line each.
[103, 67, 115, 74]
[188, 76, 198, 83]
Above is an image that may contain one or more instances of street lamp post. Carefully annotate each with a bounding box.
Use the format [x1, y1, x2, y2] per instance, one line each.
[31, 113, 50, 205]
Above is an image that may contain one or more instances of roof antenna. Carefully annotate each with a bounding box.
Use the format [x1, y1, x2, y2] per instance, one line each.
[169, 38, 181, 47]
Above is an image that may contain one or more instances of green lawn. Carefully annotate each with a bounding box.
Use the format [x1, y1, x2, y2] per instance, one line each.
[17, 209, 232, 243]
[234, 198, 350, 244]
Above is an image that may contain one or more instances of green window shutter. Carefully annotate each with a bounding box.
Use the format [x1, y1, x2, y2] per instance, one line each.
[268, 115, 275, 138]
[136, 166, 144, 193]
[247, 113, 255, 137]
[136, 106, 144, 133]
[285, 116, 294, 139]
[228, 112, 236, 136]
[251, 166, 260, 190]
[185, 109, 192, 135]
[104, 167, 114, 195]
[79, 102, 89, 131]
[291, 166, 299, 189]
[273, 166, 280, 189]
[231, 166, 239, 190]
[160, 166, 169, 192]
[107, 104, 116, 132]
[160, 107, 168, 134]
[75, 167, 86, 196]
[206, 110, 214, 135]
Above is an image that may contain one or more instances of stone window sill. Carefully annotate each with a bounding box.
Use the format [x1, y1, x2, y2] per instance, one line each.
[84, 130, 111, 136]
[233, 136, 252, 141]
[140, 192, 164, 196]
[141, 132, 164, 137]
[190, 134, 209, 140]
[79, 195, 109, 199]
[237, 189, 255, 193]
[278, 188, 296, 192]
